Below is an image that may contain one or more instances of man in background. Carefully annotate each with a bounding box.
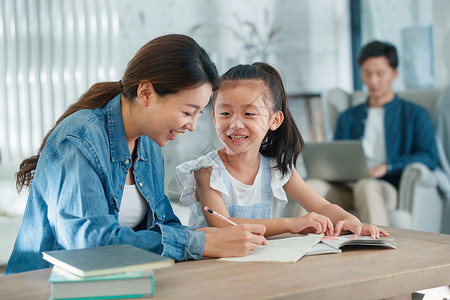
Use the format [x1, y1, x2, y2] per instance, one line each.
[306, 41, 438, 226]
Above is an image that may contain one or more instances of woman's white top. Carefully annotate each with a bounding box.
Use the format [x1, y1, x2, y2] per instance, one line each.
[176, 150, 291, 227]
[363, 107, 387, 169]
[118, 184, 148, 228]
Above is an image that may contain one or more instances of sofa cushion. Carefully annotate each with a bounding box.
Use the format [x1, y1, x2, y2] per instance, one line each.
[0, 180, 27, 218]
[0, 216, 22, 266]
[349, 89, 440, 117]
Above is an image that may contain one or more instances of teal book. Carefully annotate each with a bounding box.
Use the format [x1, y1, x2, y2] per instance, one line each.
[42, 244, 174, 278]
[49, 266, 154, 300]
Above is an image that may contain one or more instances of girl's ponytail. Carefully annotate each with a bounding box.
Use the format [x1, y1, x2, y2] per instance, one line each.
[256, 63, 303, 176]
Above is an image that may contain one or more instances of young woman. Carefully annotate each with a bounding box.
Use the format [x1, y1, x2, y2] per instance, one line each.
[6, 35, 266, 274]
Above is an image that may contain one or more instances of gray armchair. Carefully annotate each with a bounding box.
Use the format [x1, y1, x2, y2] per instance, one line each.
[433, 86, 450, 234]
[324, 88, 444, 233]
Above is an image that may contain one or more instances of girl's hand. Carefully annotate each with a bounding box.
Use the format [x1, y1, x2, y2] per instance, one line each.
[288, 212, 334, 236]
[202, 224, 267, 258]
[334, 219, 389, 239]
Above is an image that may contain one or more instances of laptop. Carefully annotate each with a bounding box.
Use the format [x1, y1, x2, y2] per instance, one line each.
[302, 140, 370, 182]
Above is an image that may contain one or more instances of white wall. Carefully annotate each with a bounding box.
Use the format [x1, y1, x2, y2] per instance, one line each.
[361, 0, 433, 91]
[432, 0, 450, 89]
[0, 0, 119, 164]
[116, 0, 353, 94]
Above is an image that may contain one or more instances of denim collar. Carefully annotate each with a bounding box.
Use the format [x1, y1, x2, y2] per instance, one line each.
[106, 93, 148, 163]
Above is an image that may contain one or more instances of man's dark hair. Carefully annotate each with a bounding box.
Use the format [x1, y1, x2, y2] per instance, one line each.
[358, 41, 398, 69]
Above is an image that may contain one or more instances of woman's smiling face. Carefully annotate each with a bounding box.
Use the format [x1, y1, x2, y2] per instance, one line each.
[145, 83, 212, 147]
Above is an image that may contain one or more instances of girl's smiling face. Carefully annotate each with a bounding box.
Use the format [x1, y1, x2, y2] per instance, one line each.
[213, 80, 283, 156]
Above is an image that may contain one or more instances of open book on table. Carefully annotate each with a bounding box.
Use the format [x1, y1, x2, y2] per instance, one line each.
[218, 233, 396, 263]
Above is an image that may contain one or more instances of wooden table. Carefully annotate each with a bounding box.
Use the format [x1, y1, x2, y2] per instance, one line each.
[1, 227, 450, 300]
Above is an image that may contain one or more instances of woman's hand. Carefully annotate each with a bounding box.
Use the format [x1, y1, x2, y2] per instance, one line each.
[334, 218, 389, 239]
[288, 212, 334, 236]
[201, 224, 267, 258]
[195, 227, 220, 233]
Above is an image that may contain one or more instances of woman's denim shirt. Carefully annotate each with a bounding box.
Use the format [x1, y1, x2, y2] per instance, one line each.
[6, 94, 205, 274]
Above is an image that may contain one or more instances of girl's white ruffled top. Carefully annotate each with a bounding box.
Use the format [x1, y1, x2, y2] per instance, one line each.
[176, 150, 292, 227]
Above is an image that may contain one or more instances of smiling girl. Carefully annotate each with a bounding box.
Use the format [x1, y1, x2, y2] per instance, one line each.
[177, 62, 387, 238]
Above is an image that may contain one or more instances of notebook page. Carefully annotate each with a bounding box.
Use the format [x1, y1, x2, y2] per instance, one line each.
[218, 234, 323, 263]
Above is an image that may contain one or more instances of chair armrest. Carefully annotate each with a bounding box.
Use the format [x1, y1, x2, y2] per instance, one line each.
[324, 88, 351, 140]
[398, 163, 443, 232]
[388, 209, 412, 229]
[398, 162, 438, 211]
[434, 168, 450, 199]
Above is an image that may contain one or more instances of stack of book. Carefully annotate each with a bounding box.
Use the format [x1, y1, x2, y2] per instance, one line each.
[43, 244, 174, 300]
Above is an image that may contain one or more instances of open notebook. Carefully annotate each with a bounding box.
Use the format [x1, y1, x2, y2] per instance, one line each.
[218, 234, 323, 263]
[218, 234, 396, 263]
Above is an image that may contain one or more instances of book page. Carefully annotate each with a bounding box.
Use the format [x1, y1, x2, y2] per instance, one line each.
[218, 234, 323, 263]
[305, 242, 342, 256]
[321, 235, 396, 249]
